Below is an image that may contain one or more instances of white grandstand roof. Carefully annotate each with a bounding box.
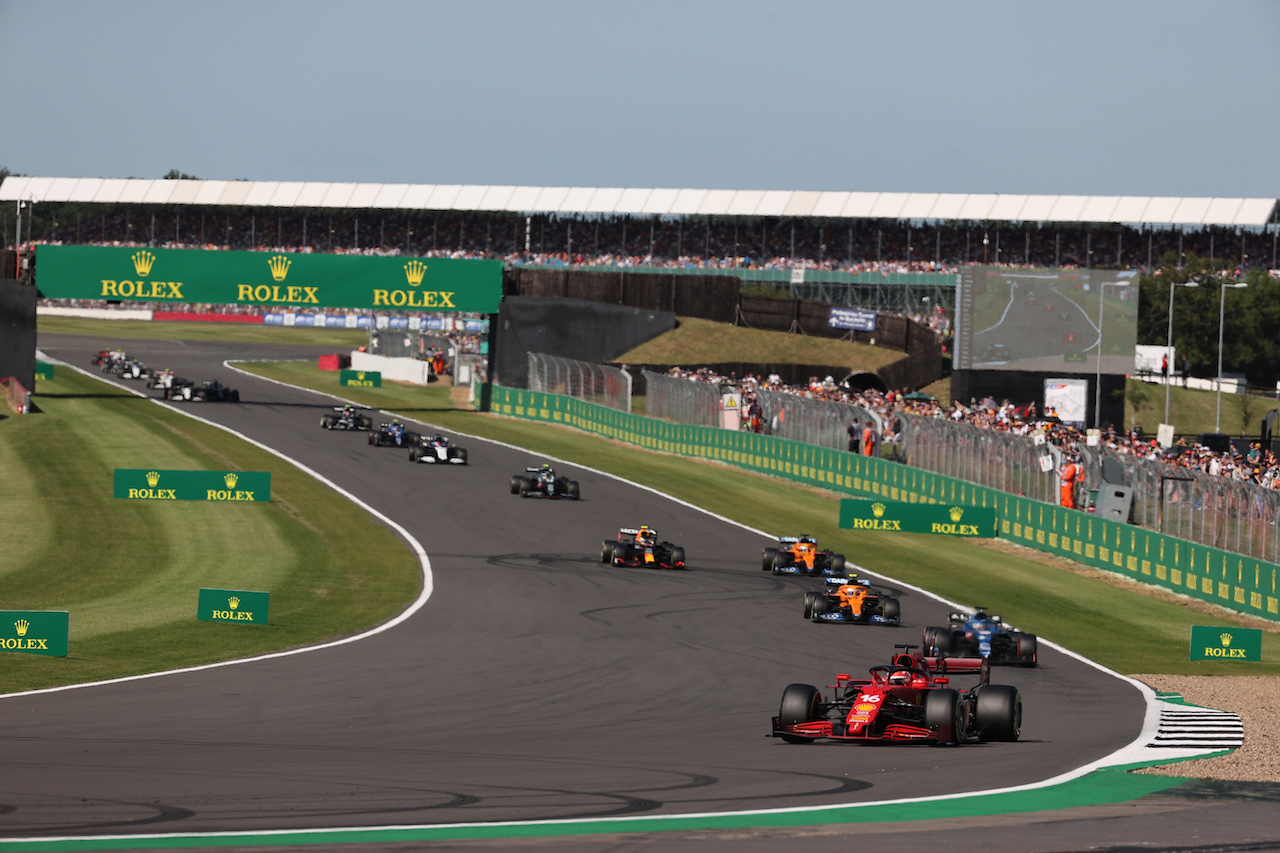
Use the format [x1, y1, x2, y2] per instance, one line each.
[1, 176, 1275, 227]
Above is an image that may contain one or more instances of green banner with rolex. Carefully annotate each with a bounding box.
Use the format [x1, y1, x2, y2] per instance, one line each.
[839, 498, 997, 537]
[1190, 625, 1262, 661]
[0, 611, 69, 657]
[114, 469, 271, 502]
[340, 369, 381, 388]
[198, 589, 270, 625]
[33, 245, 503, 312]
[35, 361, 55, 381]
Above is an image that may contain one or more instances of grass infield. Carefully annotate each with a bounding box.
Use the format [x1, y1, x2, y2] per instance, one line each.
[0, 367, 420, 694]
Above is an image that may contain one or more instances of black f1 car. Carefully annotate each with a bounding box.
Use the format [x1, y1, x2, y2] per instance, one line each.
[921, 609, 1038, 667]
[771, 645, 1021, 745]
[409, 434, 468, 464]
[368, 420, 420, 447]
[601, 526, 686, 569]
[510, 464, 579, 499]
[802, 576, 900, 625]
[167, 379, 240, 402]
[321, 406, 374, 431]
[761, 535, 847, 576]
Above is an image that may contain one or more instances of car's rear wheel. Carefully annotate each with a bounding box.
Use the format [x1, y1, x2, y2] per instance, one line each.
[367, 432, 376, 445]
[778, 684, 822, 744]
[1015, 632, 1038, 666]
[881, 598, 901, 622]
[761, 548, 778, 571]
[601, 541, 616, 564]
[830, 553, 846, 574]
[923, 688, 962, 745]
[321, 415, 336, 429]
[973, 684, 1021, 741]
[922, 626, 945, 655]
[510, 476, 523, 495]
[357, 416, 373, 430]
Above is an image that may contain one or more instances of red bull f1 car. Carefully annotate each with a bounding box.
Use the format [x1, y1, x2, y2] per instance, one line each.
[921, 609, 1038, 668]
[601, 526, 686, 570]
[771, 645, 1021, 745]
[802, 576, 900, 625]
[761, 535, 846, 576]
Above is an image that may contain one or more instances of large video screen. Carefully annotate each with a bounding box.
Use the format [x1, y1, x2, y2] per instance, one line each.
[952, 267, 1139, 375]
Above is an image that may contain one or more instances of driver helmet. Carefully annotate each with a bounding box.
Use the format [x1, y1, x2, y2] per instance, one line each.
[888, 671, 911, 685]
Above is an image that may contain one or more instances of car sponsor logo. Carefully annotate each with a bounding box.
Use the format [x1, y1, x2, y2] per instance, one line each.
[854, 703, 877, 712]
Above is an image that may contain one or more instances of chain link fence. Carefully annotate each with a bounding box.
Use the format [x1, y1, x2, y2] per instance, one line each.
[642, 370, 723, 427]
[755, 389, 876, 450]
[528, 353, 632, 412]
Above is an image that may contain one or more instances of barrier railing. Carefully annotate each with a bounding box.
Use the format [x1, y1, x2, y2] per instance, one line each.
[483, 383, 1280, 624]
[642, 370, 722, 427]
[528, 353, 632, 412]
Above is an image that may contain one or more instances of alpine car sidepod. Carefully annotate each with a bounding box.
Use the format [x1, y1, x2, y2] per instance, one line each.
[802, 576, 900, 625]
[771, 645, 1021, 745]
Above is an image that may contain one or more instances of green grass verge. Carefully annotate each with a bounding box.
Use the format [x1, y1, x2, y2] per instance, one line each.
[39, 315, 368, 348]
[0, 367, 420, 694]
[239, 360, 1280, 676]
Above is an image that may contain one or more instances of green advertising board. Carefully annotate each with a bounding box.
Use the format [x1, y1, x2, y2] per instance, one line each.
[839, 498, 997, 536]
[198, 588, 270, 625]
[35, 245, 503, 313]
[35, 360, 55, 381]
[340, 369, 382, 388]
[114, 469, 271, 502]
[0, 610, 69, 657]
[1190, 625, 1262, 661]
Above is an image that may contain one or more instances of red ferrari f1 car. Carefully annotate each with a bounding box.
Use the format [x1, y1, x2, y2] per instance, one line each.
[770, 645, 1021, 746]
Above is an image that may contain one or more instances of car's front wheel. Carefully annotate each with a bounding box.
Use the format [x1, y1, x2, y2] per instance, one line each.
[778, 683, 822, 744]
[973, 684, 1021, 742]
[601, 541, 616, 564]
[761, 548, 778, 571]
[923, 688, 963, 746]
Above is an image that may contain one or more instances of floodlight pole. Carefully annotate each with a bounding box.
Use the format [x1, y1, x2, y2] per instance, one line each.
[1216, 280, 1248, 433]
[1165, 279, 1199, 426]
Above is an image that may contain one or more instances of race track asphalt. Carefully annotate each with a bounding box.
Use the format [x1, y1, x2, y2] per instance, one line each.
[6, 332, 1275, 852]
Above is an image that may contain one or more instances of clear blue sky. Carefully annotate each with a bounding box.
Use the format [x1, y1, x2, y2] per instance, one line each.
[4, 0, 1277, 199]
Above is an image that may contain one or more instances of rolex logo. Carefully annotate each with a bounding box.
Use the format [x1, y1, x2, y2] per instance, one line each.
[224, 473, 238, 489]
[357, 372, 365, 380]
[1221, 632, 1233, 647]
[14, 619, 29, 637]
[132, 250, 156, 276]
[949, 506, 964, 522]
[146, 471, 161, 487]
[268, 254, 292, 282]
[872, 502, 886, 518]
[228, 597, 240, 610]
[404, 259, 427, 286]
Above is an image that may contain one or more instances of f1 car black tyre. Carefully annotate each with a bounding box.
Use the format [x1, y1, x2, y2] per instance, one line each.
[408, 447, 421, 462]
[356, 416, 373, 430]
[830, 553, 846, 574]
[230, 390, 240, 402]
[810, 595, 830, 617]
[771, 551, 789, 572]
[761, 548, 778, 571]
[1015, 632, 1038, 666]
[601, 541, 616, 564]
[668, 546, 684, 568]
[778, 683, 822, 744]
[367, 432, 376, 445]
[510, 476, 523, 495]
[567, 480, 580, 500]
[802, 591, 819, 620]
[881, 598, 901, 621]
[922, 626, 944, 655]
[456, 448, 468, 464]
[321, 415, 337, 429]
[973, 684, 1021, 742]
[923, 688, 963, 746]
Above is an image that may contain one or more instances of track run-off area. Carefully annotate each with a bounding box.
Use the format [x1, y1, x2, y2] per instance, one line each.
[2, 332, 1275, 853]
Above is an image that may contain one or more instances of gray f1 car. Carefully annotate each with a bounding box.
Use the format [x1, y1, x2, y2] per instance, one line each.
[321, 406, 374, 431]
[409, 434, 468, 464]
[510, 464, 579, 499]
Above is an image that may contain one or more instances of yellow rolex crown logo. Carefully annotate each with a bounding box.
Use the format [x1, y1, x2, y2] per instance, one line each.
[228, 597, 240, 610]
[146, 471, 161, 487]
[15, 619, 29, 637]
[224, 473, 238, 489]
[949, 506, 964, 522]
[357, 371, 365, 380]
[132, 250, 156, 277]
[872, 502, 886, 518]
[1221, 632, 1233, 646]
[404, 259, 427, 286]
[268, 254, 292, 282]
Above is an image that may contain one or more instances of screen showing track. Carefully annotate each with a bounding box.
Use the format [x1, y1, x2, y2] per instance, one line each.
[952, 267, 1139, 375]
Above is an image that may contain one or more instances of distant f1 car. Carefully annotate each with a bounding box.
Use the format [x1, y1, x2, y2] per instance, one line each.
[115, 359, 152, 381]
[601, 526, 685, 569]
[321, 406, 374, 431]
[368, 420, 420, 447]
[510, 465, 579, 499]
[921, 609, 1037, 667]
[409, 434, 468, 464]
[802, 576, 900, 625]
[167, 379, 240, 402]
[771, 645, 1021, 745]
[761, 535, 846, 575]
